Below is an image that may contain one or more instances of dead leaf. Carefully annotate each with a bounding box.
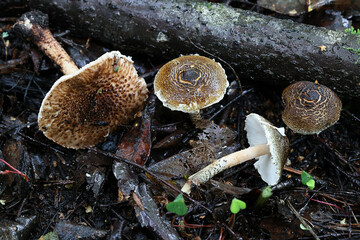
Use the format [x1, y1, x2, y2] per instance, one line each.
[116, 101, 152, 165]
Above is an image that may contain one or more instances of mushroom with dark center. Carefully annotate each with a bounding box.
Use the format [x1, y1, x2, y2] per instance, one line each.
[181, 113, 290, 194]
[154, 55, 229, 125]
[282, 81, 342, 135]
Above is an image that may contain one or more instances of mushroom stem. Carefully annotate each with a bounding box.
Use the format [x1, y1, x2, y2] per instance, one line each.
[189, 112, 210, 128]
[16, 11, 79, 75]
[181, 144, 270, 194]
[31, 26, 79, 75]
[189, 112, 202, 123]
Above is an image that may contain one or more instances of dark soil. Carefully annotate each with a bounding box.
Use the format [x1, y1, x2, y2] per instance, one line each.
[1, 1, 359, 240]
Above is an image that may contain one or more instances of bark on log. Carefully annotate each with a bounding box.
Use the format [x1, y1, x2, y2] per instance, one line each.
[0, 0, 29, 14]
[29, 0, 360, 98]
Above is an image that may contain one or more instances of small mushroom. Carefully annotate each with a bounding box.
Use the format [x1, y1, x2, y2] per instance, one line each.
[38, 51, 148, 149]
[154, 55, 228, 123]
[181, 113, 289, 194]
[282, 81, 342, 135]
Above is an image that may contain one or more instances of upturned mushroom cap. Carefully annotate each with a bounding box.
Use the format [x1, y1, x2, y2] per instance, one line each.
[245, 113, 290, 185]
[38, 51, 149, 149]
[154, 55, 228, 113]
[282, 81, 342, 135]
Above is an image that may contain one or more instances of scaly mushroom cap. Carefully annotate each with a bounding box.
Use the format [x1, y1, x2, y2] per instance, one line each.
[38, 51, 149, 149]
[154, 55, 228, 113]
[245, 113, 290, 185]
[282, 81, 342, 135]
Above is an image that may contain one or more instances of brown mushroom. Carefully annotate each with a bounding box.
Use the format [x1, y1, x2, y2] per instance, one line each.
[15, 11, 149, 148]
[282, 81, 342, 135]
[154, 55, 228, 123]
[38, 51, 148, 149]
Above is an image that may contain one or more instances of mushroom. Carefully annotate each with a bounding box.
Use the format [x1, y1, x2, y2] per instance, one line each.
[15, 11, 149, 149]
[38, 51, 148, 149]
[282, 81, 342, 135]
[181, 113, 289, 194]
[154, 55, 229, 123]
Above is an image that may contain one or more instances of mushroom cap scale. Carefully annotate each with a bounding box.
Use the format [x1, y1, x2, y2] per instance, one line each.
[245, 113, 289, 186]
[154, 55, 228, 113]
[38, 51, 149, 149]
[282, 81, 342, 135]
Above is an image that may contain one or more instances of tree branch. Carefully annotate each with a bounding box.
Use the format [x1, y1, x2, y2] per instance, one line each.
[29, 0, 360, 98]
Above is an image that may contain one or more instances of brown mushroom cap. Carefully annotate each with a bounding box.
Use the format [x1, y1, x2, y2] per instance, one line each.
[282, 81, 342, 135]
[38, 51, 149, 149]
[154, 55, 228, 113]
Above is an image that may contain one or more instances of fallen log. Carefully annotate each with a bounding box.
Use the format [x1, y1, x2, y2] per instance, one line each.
[29, 0, 360, 98]
[0, 0, 28, 15]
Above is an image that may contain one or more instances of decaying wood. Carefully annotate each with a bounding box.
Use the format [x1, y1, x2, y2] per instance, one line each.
[29, 0, 360, 98]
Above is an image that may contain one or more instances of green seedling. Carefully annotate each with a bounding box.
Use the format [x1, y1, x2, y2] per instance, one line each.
[345, 26, 360, 40]
[301, 171, 315, 190]
[255, 185, 273, 209]
[344, 26, 360, 64]
[230, 197, 246, 214]
[166, 194, 188, 216]
[39, 231, 60, 240]
[2, 32, 9, 38]
[300, 223, 311, 231]
[1, 31, 10, 60]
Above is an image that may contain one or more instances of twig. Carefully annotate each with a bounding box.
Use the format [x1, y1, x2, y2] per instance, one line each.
[316, 136, 356, 170]
[23, 72, 36, 102]
[286, 199, 320, 240]
[283, 166, 329, 186]
[171, 217, 214, 229]
[18, 133, 65, 155]
[208, 88, 254, 120]
[221, 222, 242, 240]
[283, 166, 303, 175]
[34, 179, 75, 186]
[304, 192, 345, 213]
[316, 192, 354, 206]
[41, 212, 59, 236]
[323, 157, 360, 186]
[16, 196, 28, 218]
[344, 110, 360, 122]
[0, 158, 29, 181]
[86, 147, 213, 214]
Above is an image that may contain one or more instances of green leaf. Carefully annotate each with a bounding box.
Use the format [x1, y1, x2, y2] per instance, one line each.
[261, 186, 273, 198]
[344, 27, 360, 63]
[230, 198, 246, 214]
[299, 223, 310, 231]
[254, 186, 273, 209]
[301, 171, 312, 183]
[345, 27, 355, 34]
[39, 231, 60, 240]
[166, 194, 188, 216]
[306, 179, 315, 190]
[2, 32, 9, 38]
[301, 171, 315, 190]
